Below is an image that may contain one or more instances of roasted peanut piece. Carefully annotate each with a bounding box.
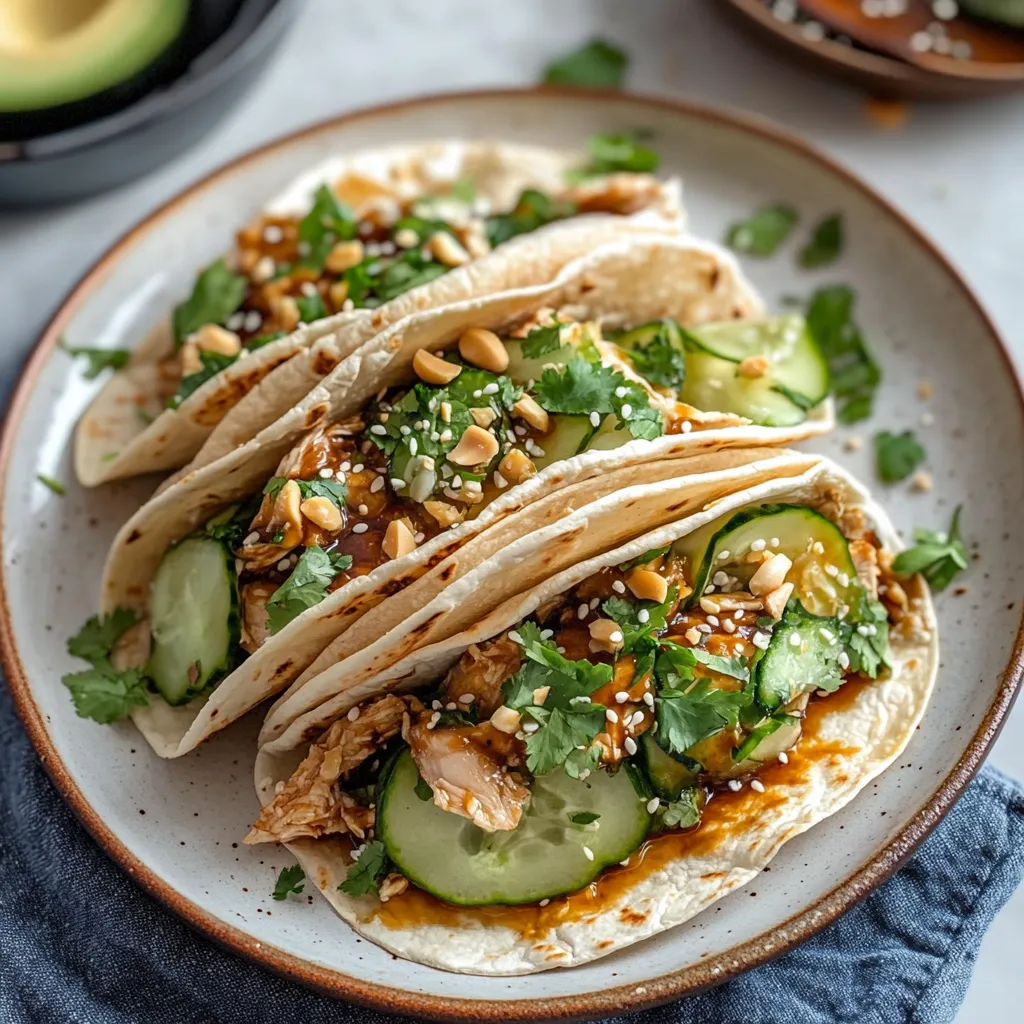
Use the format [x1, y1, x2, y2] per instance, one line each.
[512, 394, 550, 433]
[193, 324, 242, 357]
[749, 553, 792, 597]
[764, 581, 794, 620]
[324, 240, 365, 274]
[498, 449, 536, 485]
[738, 355, 770, 379]
[329, 280, 350, 308]
[490, 705, 522, 734]
[429, 231, 470, 267]
[532, 686, 550, 706]
[273, 480, 303, 545]
[589, 618, 625, 654]
[458, 327, 509, 373]
[179, 341, 203, 376]
[699, 591, 762, 614]
[412, 348, 461, 385]
[378, 873, 409, 902]
[423, 500, 464, 528]
[382, 519, 417, 560]
[300, 496, 343, 532]
[271, 295, 300, 332]
[626, 568, 669, 604]
[447, 425, 499, 466]
[469, 407, 497, 428]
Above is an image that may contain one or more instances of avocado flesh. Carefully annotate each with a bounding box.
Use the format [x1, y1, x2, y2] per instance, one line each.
[0, 0, 189, 112]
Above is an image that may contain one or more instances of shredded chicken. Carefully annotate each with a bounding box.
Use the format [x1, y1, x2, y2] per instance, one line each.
[440, 636, 522, 717]
[407, 720, 529, 833]
[245, 694, 422, 845]
[239, 580, 276, 654]
[849, 539, 880, 601]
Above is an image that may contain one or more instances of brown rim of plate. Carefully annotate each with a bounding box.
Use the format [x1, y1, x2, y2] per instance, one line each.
[1, 87, 1022, 1021]
[722, 0, 1024, 99]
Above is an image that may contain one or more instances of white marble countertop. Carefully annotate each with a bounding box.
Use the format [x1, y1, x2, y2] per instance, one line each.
[1, 1, 1021, 1018]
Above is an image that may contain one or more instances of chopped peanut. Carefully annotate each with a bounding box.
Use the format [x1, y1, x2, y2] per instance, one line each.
[179, 341, 203, 376]
[273, 480, 303, 546]
[300, 496, 343, 532]
[447, 425, 499, 466]
[498, 449, 536, 485]
[764, 581, 794, 620]
[324, 240, 365, 274]
[271, 295, 300, 332]
[413, 348, 461, 385]
[458, 327, 509, 374]
[469, 407, 497, 428]
[329, 281, 350, 308]
[749, 553, 792, 597]
[429, 231, 470, 267]
[382, 519, 417, 560]
[738, 355, 769, 379]
[532, 686, 550, 705]
[490, 705, 522, 734]
[512, 394, 550, 433]
[699, 591, 763, 614]
[378, 873, 409, 902]
[193, 324, 241, 357]
[626, 568, 668, 604]
[423, 500, 464, 528]
[589, 618, 625, 654]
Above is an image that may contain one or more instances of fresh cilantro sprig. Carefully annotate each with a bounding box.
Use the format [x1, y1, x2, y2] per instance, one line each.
[272, 865, 305, 901]
[486, 189, 578, 248]
[661, 789, 701, 829]
[172, 259, 248, 347]
[799, 213, 844, 268]
[63, 608, 150, 723]
[168, 350, 237, 409]
[520, 322, 566, 359]
[620, 320, 686, 389]
[298, 184, 358, 270]
[874, 430, 926, 484]
[295, 291, 327, 324]
[655, 640, 750, 687]
[892, 506, 967, 592]
[806, 285, 881, 424]
[263, 476, 348, 509]
[265, 546, 353, 634]
[618, 545, 671, 572]
[339, 840, 390, 897]
[841, 598, 892, 679]
[578, 133, 659, 176]
[726, 204, 798, 258]
[655, 680, 752, 757]
[601, 586, 676, 654]
[60, 340, 130, 380]
[543, 39, 628, 88]
[732, 713, 799, 763]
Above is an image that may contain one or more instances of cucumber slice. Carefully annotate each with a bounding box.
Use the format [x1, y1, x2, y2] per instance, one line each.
[676, 503, 863, 618]
[614, 319, 686, 354]
[378, 751, 650, 905]
[755, 602, 845, 710]
[146, 535, 239, 705]
[681, 351, 807, 427]
[683, 315, 829, 407]
[504, 335, 574, 386]
[640, 732, 700, 801]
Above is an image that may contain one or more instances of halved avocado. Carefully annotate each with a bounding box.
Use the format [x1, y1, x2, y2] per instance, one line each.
[0, 0, 190, 113]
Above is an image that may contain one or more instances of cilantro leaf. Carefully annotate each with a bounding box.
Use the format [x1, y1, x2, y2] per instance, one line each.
[172, 259, 248, 346]
[265, 546, 353, 634]
[806, 285, 881, 424]
[662, 789, 701, 829]
[263, 476, 347, 508]
[655, 681, 752, 756]
[655, 641, 750, 689]
[67, 608, 139, 665]
[245, 331, 286, 351]
[618, 545, 671, 572]
[799, 213, 843, 268]
[63, 666, 149, 724]
[60, 340, 130, 380]
[295, 291, 327, 324]
[167, 349, 237, 409]
[272, 864, 305, 901]
[842, 601, 892, 680]
[733, 713, 799, 763]
[339, 840, 389, 897]
[602, 587, 676, 653]
[533, 354, 623, 415]
[580, 133, 659, 175]
[726, 204, 798, 258]
[624, 322, 686, 388]
[486, 189, 578, 248]
[892, 505, 967, 592]
[37, 474, 65, 495]
[372, 252, 448, 303]
[521, 323, 565, 359]
[451, 178, 476, 203]
[263, 477, 288, 499]
[203, 500, 261, 550]
[298, 184, 357, 270]
[543, 39, 628, 89]
[569, 811, 600, 825]
[524, 705, 607, 776]
[874, 430, 926, 484]
[614, 380, 663, 441]
[564, 744, 602, 779]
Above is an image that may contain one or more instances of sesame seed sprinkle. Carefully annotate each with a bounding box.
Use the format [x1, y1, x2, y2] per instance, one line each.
[352, 523, 368, 534]
[727, 780, 743, 792]
[750, 779, 765, 793]
[615, 691, 630, 704]
[778, 751, 789, 764]
[612, 580, 626, 594]
[606, 709, 619, 724]
[638, 609, 650, 624]
[589, 411, 601, 428]
[583, 846, 595, 861]
[624, 737, 637, 755]
[646, 797, 661, 813]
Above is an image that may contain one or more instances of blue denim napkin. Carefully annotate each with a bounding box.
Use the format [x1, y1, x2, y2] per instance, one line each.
[2, 678, 1022, 1024]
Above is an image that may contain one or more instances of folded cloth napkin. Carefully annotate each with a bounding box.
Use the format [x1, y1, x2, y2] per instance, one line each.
[1, 681, 1022, 1024]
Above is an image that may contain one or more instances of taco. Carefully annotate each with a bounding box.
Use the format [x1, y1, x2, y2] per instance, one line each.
[66, 234, 833, 758]
[247, 457, 937, 975]
[72, 138, 682, 487]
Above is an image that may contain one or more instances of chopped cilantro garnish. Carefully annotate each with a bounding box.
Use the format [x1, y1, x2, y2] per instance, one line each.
[264, 476, 348, 509]
[172, 259, 248, 347]
[726, 204, 798, 258]
[655, 681, 752, 757]
[569, 811, 601, 825]
[655, 640, 750, 686]
[806, 285, 880, 424]
[272, 864, 305, 901]
[621, 321, 685, 389]
[37, 474, 65, 495]
[578, 132, 659, 176]
[601, 586, 676, 653]
[874, 430, 926, 484]
[167, 350, 237, 409]
[298, 184, 357, 270]
[339, 840, 389, 897]
[841, 599, 892, 679]
[245, 331, 286, 351]
[67, 608, 138, 665]
[892, 505, 967, 592]
[372, 251, 449, 303]
[265, 546, 353, 634]
[618, 545, 671, 572]
[799, 213, 844, 269]
[295, 291, 327, 324]
[60, 340, 130, 380]
[661, 789, 701, 829]
[486, 189, 578, 248]
[203, 500, 261, 550]
[520, 322, 565, 359]
[543, 38, 628, 88]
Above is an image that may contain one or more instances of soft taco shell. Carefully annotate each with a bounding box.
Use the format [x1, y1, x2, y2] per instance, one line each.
[252, 458, 937, 976]
[75, 141, 683, 487]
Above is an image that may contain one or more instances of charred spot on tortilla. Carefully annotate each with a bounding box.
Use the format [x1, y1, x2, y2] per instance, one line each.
[304, 403, 330, 429]
[439, 563, 458, 582]
[312, 350, 341, 376]
[125, 529, 142, 543]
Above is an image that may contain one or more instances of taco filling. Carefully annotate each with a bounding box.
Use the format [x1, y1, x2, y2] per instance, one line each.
[161, 153, 668, 411]
[246, 495, 922, 909]
[121, 303, 830, 711]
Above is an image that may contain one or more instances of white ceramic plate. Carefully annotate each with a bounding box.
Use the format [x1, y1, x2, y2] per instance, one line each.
[3, 90, 1023, 1020]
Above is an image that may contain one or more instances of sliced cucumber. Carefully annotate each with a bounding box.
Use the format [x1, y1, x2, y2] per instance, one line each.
[641, 732, 700, 801]
[146, 535, 239, 706]
[755, 602, 845, 711]
[378, 751, 650, 905]
[675, 503, 863, 618]
[504, 335, 574, 386]
[732, 711, 802, 765]
[613, 319, 686, 354]
[684, 315, 828, 407]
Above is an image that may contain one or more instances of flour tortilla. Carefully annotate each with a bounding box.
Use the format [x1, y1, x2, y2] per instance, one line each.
[104, 234, 826, 757]
[74, 141, 684, 487]
[253, 458, 937, 976]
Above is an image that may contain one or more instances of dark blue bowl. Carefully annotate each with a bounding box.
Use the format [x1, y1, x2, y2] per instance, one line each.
[0, 0, 303, 207]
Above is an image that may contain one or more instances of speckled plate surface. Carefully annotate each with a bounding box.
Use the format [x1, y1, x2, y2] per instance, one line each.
[2, 89, 1023, 1020]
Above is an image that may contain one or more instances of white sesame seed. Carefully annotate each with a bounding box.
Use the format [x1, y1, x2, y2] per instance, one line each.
[276, 558, 290, 571]
[752, 631, 770, 650]
[357, 504, 369, 515]
[482, 382, 499, 395]
[722, 619, 736, 634]
[778, 751, 789, 764]
[369, 425, 387, 435]
[615, 386, 628, 399]
[789, 632, 802, 647]
[646, 797, 661, 813]
[583, 846, 595, 861]
[717, 550, 731, 561]
[370, 476, 385, 493]
[820, 628, 836, 643]
[408, 438, 418, 456]
[615, 691, 630, 704]
[609, 630, 624, 643]
[751, 539, 766, 552]
[624, 737, 637, 755]
[352, 523, 368, 534]
[346, 706, 361, 722]
[620, 403, 633, 420]
[578, 604, 589, 620]
[606, 709, 619, 724]
[243, 310, 263, 333]
[589, 411, 601, 428]
[522, 722, 540, 734]
[727, 780, 743, 792]
[838, 651, 851, 670]
[681, 420, 693, 434]
[508, 630, 524, 645]
[390, 478, 405, 490]
[612, 580, 626, 594]
[263, 224, 284, 244]
[837, 572, 850, 587]
[317, 467, 333, 480]
[539, 898, 550, 907]
[770, 537, 780, 548]
[750, 779, 766, 793]
[707, 614, 720, 627]
[697, 624, 712, 634]
[643, 691, 654, 707]
[243, 531, 260, 546]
